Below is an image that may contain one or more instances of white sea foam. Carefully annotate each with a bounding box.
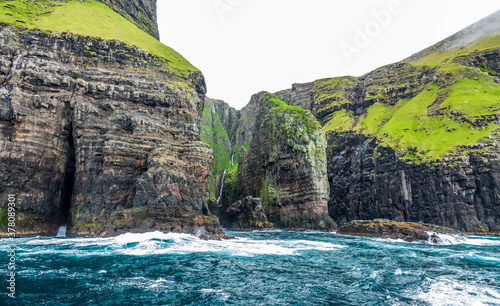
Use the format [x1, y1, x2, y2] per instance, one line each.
[113, 231, 189, 244]
[200, 288, 230, 300]
[372, 237, 407, 244]
[427, 232, 469, 245]
[414, 277, 500, 306]
[107, 231, 347, 256]
[56, 225, 67, 237]
[263, 240, 347, 251]
[200, 289, 223, 293]
[427, 232, 500, 246]
[147, 278, 174, 289]
[16, 231, 347, 257]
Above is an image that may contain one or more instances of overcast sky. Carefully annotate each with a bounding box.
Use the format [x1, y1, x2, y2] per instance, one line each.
[158, 0, 500, 109]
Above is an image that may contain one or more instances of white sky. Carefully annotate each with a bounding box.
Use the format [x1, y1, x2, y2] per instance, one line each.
[158, 0, 500, 109]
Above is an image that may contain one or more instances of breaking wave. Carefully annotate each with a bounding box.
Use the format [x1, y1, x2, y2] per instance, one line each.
[1, 230, 499, 305]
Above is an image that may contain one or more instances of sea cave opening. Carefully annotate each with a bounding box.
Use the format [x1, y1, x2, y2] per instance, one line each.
[58, 121, 76, 231]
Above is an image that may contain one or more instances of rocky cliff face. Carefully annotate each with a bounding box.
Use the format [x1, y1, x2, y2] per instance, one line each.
[337, 219, 458, 243]
[273, 11, 500, 233]
[207, 93, 335, 230]
[0, 1, 223, 238]
[327, 133, 500, 232]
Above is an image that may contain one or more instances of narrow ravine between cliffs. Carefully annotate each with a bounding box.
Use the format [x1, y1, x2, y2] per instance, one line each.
[216, 134, 235, 205]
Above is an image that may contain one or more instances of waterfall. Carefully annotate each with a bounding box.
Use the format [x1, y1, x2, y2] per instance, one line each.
[217, 133, 235, 205]
[230, 133, 235, 167]
[216, 169, 228, 204]
[57, 225, 67, 237]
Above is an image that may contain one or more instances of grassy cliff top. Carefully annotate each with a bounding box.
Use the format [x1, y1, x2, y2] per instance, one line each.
[263, 93, 322, 131]
[320, 30, 500, 163]
[0, 0, 198, 77]
[411, 32, 500, 72]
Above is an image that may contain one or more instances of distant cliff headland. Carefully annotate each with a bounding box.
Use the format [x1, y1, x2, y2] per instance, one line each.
[203, 11, 500, 235]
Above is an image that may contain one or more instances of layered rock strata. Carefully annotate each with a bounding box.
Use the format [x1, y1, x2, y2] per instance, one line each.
[0, 24, 222, 238]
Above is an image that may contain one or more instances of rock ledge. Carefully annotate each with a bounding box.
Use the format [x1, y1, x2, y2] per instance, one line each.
[338, 219, 457, 242]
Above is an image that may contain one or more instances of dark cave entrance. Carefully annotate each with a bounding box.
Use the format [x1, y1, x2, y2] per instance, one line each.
[59, 122, 76, 227]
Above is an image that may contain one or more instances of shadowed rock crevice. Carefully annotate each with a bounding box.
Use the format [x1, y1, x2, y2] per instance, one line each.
[58, 120, 76, 228]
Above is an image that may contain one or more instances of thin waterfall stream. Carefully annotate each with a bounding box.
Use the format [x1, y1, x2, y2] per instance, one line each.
[216, 169, 227, 204]
[217, 134, 235, 205]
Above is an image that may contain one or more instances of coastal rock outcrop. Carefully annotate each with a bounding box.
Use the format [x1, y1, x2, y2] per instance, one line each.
[327, 133, 500, 232]
[337, 219, 457, 242]
[212, 93, 336, 230]
[220, 196, 272, 230]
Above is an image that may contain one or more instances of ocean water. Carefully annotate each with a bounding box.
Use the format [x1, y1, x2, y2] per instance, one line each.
[1, 230, 499, 305]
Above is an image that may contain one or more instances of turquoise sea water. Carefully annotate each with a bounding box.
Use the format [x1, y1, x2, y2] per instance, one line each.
[1, 230, 499, 305]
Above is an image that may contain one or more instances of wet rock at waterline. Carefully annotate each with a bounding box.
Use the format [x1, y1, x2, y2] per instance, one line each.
[338, 219, 458, 242]
[219, 196, 273, 230]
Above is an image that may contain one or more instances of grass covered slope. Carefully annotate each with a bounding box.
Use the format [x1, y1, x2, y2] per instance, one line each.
[0, 0, 198, 77]
[319, 32, 500, 163]
[200, 99, 233, 200]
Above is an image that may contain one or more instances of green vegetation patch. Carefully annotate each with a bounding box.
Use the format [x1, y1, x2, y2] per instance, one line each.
[200, 100, 233, 198]
[439, 77, 500, 118]
[323, 109, 355, 133]
[412, 32, 500, 75]
[201, 105, 231, 176]
[413, 32, 500, 67]
[321, 32, 500, 162]
[264, 93, 322, 131]
[324, 80, 500, 161]
[0, 0, 198, 77]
